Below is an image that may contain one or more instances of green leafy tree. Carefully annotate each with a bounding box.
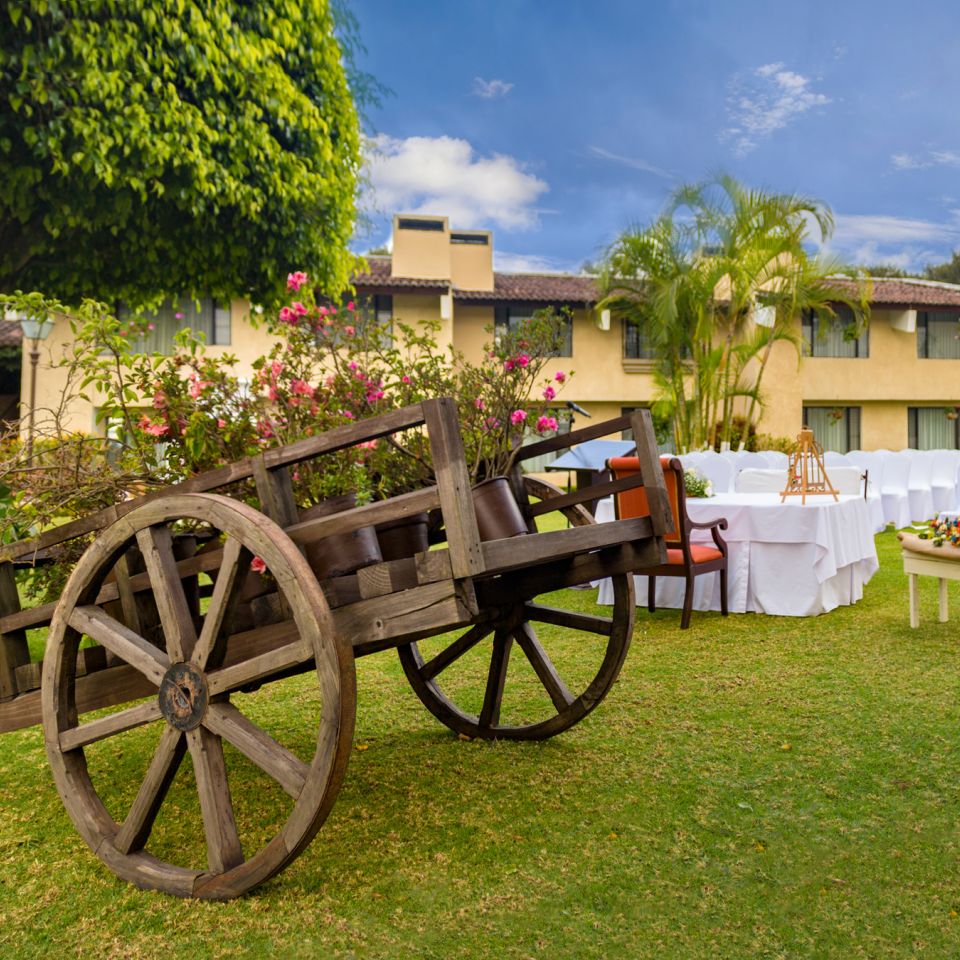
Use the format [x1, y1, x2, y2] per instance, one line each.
[600, 175, 870, 451]
[925, 251, 960, 284]
[0, 0, 361, 306]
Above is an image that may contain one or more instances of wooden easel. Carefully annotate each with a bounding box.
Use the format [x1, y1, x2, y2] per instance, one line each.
[780, 428, 839, 504]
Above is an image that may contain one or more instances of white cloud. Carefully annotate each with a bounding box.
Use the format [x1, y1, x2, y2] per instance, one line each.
[493, 251, 579, 274]
[818, 213, 960, 270]
[472, 77, 513, 99]
[721, 63, 830, 156]
[588, 146, 674, 179]
[892, 150, 960, 171]
[364, 134, 548, 230]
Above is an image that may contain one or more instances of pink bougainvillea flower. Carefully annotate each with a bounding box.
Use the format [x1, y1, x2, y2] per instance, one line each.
[516, 354, 530, 368]
[147, 322, 156, 331]
[344, 325, 355, 336]
[554, 371, 566, 383]
[268, 386, 279, 402]
[358, 439, 378, 450]
[188, 378, 211, 399]
[503, 359, 515, 372]
[278, 306, 295, 324]
[217, 418, 227, 429]
[250, 556, 267, 574]
[286, 271, 309, 292]
[257, 419, 274, 439]
[342, 410, 354, 419]
[510, 409, 528, 425]
[291, 378, 315, 398]
[175, 312, 185, 320]
[348, 361, 358, 370]
[542, 385, 556, 401]
[346, 301, 355, 312]
[483, 416, 500, 431]
[474, 397, 485, 410]
[292, 301, 308, 316]
[152, 391, 167, 410]
[137, 415, 169, 437]
[271, 360, 284, 377]
[366, 390, 384, 403]
[536, 415, 559, 434]
[318, 305, 329, 315]
[401, 375, 411, 384]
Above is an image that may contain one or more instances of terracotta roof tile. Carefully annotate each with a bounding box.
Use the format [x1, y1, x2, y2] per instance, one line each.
[0, 322, 22, 348]
[455, 272, 599, 304]
[831, 276, 960, 308]
[352, 256, 448, 291]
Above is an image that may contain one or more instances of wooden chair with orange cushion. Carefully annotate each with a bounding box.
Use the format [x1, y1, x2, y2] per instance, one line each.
[607, 456, 728, 629]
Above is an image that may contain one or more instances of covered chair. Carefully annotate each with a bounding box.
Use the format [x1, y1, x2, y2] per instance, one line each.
[608, 456, 728, 629]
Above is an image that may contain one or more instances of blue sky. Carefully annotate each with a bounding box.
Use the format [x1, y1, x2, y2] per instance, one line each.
[351, 0, 960, 274]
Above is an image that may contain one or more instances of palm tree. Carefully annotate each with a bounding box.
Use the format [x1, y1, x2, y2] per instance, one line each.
[600, 175, 870, 451]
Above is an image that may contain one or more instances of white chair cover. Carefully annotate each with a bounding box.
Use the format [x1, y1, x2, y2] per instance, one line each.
[902, 449, 935, 521]
[696, 454, 735, 494]
[876, 451, 912, 527]
[824, 451, 854, 468]
[759, 450, 789, 469]
[735, 468, 786, 493]
[736, 452, 770, 471]
[930, 449, 960, 513]
[847, 450, 883, 498]
[829, 466, 865, 495]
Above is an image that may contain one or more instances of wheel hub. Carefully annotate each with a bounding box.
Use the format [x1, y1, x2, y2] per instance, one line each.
[158, 662, 209, 731]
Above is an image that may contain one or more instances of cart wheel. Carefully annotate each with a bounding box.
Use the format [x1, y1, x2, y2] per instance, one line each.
[42, 493, 356, 900]
[398, 476, 635, 741]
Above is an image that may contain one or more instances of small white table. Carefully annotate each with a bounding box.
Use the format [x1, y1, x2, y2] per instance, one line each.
[595, 492, 879, 617]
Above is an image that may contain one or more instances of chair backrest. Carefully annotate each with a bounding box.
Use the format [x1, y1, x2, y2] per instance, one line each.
[823, 451, 854, 467]
[696, 455, 735, 493]
[735, 468, 786, 493]
[829, 466, 865, 495]
[904, 449, 935, 486]
[719, 450, 740, 466]
[877, 451, 910, 493]
[608, 456, 683, 548]
[846, 450, 882, 494]
[931, 450, 960, 486]
[736, 452, 769, 471]
[758, 450, 789, 469]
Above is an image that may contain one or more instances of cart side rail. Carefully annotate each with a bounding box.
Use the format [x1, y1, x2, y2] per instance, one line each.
[512, 409, 674, 539]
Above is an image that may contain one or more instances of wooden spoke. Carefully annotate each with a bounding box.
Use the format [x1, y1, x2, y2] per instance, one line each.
[478, 630, 513, 730]
[69, 605, 170, 686]
[192, 537, 246, 671]
[59, 699, 162, 752]
[523, 602, 614, 636]
[113, 725, 187, 855]
[136, 525, 198, 662]
[206, 639, 310, 697]
[204, 701, 308, 800]
[420, 622, 494, 681]
[187, 726, 244, 874]
[514, 622, 574, 713]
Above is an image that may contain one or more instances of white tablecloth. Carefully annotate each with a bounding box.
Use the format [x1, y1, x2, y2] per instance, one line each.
[595, 492, 879, 617]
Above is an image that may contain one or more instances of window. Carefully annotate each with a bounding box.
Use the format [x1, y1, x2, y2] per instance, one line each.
[494, 303, 573, 356]
[397, 217, 444, 231]
[356, 294, 393, 348]
[119, 298, 231, 352]
[908, 407, 960, 449]
[450, 232, 488, 245]
[917, 311, 960, 359]
[623, 319, 664, 360]
[803, 406, 861, 453]
[802, 307, 868, 358]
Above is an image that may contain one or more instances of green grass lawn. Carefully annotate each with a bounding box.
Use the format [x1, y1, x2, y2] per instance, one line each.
[2, 529, 959, 959]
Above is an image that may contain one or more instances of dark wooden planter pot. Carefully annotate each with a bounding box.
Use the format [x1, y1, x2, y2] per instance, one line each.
[471, 477, 528, 541]
[376, 511, 430, 561]
[300, 494, 383, 579]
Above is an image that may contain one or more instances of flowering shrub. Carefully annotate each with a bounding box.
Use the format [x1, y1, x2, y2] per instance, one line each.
[683, 468, 713, 498]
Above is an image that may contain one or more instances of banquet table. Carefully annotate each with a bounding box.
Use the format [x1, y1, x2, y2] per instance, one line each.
[594, 492, 879, 617]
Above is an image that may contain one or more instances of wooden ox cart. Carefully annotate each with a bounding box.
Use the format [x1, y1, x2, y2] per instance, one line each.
[0, 399, 671, 899]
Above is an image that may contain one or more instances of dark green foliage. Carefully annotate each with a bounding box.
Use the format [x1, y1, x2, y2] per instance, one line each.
[0, 0, 361, 307]
[925, 251, 960, 285]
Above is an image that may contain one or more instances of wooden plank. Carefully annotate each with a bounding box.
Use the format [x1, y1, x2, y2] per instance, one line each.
[14, 661, 41, 694]
[252, 458, 300, 528]
[514, 622, 574, 712]
[525, 473, 646, 519]
[68, 606, 170, 686]
[479, 517, 655, 577]
[187, 726, 244, 874]
[136, 525, 198, 662]
[206, 639, 310, 697]
[415, 548, 453, 585]
[422, 397, 485, 580]
[59, 699, 162, 752]
[523, 603, 614, 636]
[203, 701, 308, 800]
[0, 562, 29, 701]
[419, 622, 494, 681]
[479, 631, 512, 729]
[191, 537, 246, 670]
[356, 558, 419, 599]
[629, 409, 674, 538]
[284, 487, 440, 547]
[516, 414, 636, 462]
[113, 725, 187, 855]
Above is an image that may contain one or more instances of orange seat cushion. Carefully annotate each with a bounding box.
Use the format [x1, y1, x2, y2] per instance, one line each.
[666, 545, 723, 565]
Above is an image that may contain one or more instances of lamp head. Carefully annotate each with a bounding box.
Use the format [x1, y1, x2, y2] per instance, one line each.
[18, 316, 52, 341]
